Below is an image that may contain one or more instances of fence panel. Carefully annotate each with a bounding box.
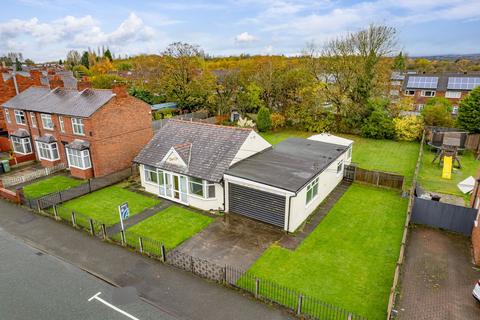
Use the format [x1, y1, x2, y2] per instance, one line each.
[2, 163, 66, 188]
[345, 165, 404, 190]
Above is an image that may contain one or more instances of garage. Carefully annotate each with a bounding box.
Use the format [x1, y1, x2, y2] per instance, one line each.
[228, 183, 286, 227]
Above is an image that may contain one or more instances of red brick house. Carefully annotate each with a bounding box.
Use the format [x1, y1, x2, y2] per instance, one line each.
[2, 80, 153, 179]
[400, 73, 480, 114]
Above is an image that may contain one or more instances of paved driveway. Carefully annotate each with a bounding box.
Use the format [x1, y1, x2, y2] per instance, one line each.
[175, 213, 285, 269]
[396, 226, 480, 320]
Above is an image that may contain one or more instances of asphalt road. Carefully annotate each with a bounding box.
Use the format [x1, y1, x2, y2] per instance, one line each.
[0, 228, 176, 320]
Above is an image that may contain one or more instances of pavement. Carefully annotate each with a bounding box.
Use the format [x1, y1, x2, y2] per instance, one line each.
[0, 227, 174, 320]
[0, 200, 293, 320]
[396, 225, 480, 320]
[175, 213, 285, 269]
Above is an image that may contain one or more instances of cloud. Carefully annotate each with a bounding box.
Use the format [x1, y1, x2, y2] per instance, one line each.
[0, 13, 155, 53]
[235, 32, 257, 43]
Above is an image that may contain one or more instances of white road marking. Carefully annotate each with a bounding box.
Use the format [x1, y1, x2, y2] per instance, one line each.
[88, 292, 140, 320]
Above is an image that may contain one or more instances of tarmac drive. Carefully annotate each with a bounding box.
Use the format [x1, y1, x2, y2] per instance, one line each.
[0, 227, 175, 320]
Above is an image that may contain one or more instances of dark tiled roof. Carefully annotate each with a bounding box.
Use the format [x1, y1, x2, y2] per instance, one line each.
[134, 120, 252, 182]
[66, 139, 90, 150]
[226, 138, 348, 192]
[2, 86, 114, 118]
[35, 134, 56, 143]
[11, 128, 29, 138]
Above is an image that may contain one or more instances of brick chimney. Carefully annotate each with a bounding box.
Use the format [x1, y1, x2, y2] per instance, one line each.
[112, 85, 128, 98]
[49, 75, 64, 89]
[77, 76, 92, 91]
[29, 70, 42, 86]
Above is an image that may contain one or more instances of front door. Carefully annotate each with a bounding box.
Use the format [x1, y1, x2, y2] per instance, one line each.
[160, 172, 188, 204]
[172, 175, 181, 200]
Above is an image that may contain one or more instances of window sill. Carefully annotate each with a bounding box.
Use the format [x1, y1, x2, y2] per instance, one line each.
[68, 165, 91, 170]
[13, 151, 33, 156]
[38, 157, 60, 162]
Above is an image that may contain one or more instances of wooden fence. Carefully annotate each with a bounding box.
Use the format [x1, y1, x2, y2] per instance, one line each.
[344, 165, 405, 190]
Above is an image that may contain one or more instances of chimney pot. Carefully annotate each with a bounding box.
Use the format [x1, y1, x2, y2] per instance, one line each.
[49, 75, 64, 89]
[112, 85, 128, 98]
[77, 76, 92, 91]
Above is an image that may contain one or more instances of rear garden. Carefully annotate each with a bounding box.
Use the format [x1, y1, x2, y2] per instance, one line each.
[246, 183, 408, 319]
[260, 129, 420, 182]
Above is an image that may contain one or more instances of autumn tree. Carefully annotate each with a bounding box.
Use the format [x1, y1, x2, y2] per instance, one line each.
[66, 50, 81, 68]
[458, 86, 480, 133]
[392, 51, 406, 71]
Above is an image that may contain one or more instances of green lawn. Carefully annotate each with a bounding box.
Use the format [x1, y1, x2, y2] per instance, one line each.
[260, 129, 420, 181]
[57, 185, 160, 226]
[245, 184, 407, 320]
[124, 205, 214, 250]
[23, 175, 85, 198]
[418, 148, 480, 200]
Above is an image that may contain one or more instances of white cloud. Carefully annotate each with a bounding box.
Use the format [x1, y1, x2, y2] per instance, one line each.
[235, 32, 257, 42]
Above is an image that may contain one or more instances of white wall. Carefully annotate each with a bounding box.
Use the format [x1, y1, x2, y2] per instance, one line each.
[230, 130, 271, 166]
[287, 150, 349, 232]
[139, 164, 224, 211]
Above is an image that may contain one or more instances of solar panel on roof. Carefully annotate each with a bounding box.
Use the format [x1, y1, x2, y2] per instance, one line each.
[447, 77, 480, 90]
[406, 76, 438, 89]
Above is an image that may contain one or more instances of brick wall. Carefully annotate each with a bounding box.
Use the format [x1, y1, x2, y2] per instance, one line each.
[401, 89, 469, 110]
[0, 181, 21, 203]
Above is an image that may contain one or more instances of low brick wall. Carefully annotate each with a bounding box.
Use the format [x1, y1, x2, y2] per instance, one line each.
[0, 181, 20, 203]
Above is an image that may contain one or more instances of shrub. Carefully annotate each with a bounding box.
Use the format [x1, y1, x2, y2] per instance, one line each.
[237, 117, 255, 128]
[393, 116, 424, 141]
[421, 97, 454, 127]
[256, 107, 272, 132]
[91, 74, 126, 89]
[361, 110, 395, 139]
[458, 86, 480, 133]
[271, 113, 286, 130]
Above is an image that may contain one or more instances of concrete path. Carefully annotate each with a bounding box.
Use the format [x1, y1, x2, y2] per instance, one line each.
[396, 226, 480, 319]
[0, 200, 293, 320]
[106, 200, 173, 236]
[279, 181, 351, 250]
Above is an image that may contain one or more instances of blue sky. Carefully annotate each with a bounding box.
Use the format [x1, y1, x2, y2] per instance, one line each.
[1, 0, 480, 61]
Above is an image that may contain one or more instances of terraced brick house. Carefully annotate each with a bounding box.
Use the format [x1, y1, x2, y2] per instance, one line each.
[2, 80, 153, 179]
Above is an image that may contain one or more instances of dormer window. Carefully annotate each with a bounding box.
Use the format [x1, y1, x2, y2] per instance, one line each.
[41, 114, 54, 130]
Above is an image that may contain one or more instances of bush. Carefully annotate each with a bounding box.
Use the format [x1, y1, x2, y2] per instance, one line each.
[421, 97, 454, 127]
[458, 87, 480, 133]
[256, 107, 272, 132]
[237, 117, 255, 128]
[361, 110, 395, 139]
[271, 113, 286, 130]
[393, 116, 424, 141]
[91, 74, 126, 89]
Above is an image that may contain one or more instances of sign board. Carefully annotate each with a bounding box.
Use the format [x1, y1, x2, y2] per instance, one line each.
[118, 202, 129, 232]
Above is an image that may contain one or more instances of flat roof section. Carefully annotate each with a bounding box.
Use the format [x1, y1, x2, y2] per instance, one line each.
[226, 138, 348, 193]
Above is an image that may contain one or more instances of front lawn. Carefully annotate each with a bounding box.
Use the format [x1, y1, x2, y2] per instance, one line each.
[125, 205, 214, 250]
[418, 148, 480, 200]
[246, 184, 407, 319]
[260, 129, 420, 181]
[58, 185, 160, 226]
[23, 175, 85, 198]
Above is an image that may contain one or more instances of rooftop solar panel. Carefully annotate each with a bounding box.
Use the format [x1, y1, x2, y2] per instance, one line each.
[447, 77, 480, 90]
[406, 76, 438, 89]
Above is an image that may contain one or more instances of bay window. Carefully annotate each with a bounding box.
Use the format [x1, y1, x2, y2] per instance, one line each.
[11, 136, 32, 154]
[36, 142, 59, 161]
[306, 177, 319, 205]
[144, 165, 159, 184]
[72, 118, 85, 135]
[66, 148, 91, 169]
[41, 114, 54, 130]
[14, 110, 26, 125]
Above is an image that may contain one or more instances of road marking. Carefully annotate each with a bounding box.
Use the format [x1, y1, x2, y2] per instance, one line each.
[88, 292, 140, 320]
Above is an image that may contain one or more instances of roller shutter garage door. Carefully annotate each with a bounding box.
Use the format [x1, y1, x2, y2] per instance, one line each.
[228, 183, 285, 227]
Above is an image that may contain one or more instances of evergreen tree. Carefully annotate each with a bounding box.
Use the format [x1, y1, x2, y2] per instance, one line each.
[458, 87, 480, 133]
[104, 49, 113, 62]
[15, 58, 22, 71]
[81, 51, 90, 69]
[393, 51, 406, 71]
[256, 107, 272, 132]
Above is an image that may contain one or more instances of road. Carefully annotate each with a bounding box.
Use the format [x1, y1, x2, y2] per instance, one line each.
[0, 228, 176, 320]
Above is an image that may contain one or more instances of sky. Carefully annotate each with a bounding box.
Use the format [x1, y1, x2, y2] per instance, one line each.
[1, 0, 480, 62]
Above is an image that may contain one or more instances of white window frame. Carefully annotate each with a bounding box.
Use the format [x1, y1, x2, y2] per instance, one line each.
[347, 146, 352, 160]
[417, 104, 425, 112]
[305, 177, 319, 206]
[188, 177, 216, 199]
[11, 136, 32, 155]
[59, 116, 65, 133]
[391, 81, 401, 86]
[420, 90, 436, 97]
[30, 112, 37, 128]
[36, 141, 60, 161]
[445, 91, 461, 99]
[41, 113, 54, 130]
[404, 90, 415, 96]
[66, 148, 91, 169]
[337, 160, 344, 177]
[14, 110, 26, 125]
[452, 105, 459, 115]
[144, 165, 159, 185]
[71, 118, 85, 136]
[4, 108, 11, 124]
